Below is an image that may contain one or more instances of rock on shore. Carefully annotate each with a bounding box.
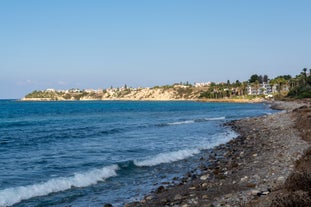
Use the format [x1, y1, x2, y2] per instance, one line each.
[125, 100, 311, 207]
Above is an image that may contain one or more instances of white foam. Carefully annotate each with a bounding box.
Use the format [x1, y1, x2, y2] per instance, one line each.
[168, 116, 225, 126]
[203, 116, 226, 121]
[134, 128, 236, 167]
[199, 130, 238, 150]
[134, 149, 200, 167]
[0, 165, 119, 207]
[168, 120, 195, 125]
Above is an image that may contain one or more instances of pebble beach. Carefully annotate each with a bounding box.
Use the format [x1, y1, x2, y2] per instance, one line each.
[125, 100, 311, 207]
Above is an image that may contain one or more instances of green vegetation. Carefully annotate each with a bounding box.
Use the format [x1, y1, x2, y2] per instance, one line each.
[25, 90, 60, 100]
[198, 81, 249, 99]
[287, 68, 311, 98]
[198, 68, 311, 100]
[176, 87, 193, 99]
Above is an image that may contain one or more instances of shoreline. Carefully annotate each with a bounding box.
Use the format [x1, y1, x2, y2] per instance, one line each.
[20, 97, 265, 103]
[124, 100, 311, 207]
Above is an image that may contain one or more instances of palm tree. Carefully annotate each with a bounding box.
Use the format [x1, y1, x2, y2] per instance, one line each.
[303, 68, 307, 76]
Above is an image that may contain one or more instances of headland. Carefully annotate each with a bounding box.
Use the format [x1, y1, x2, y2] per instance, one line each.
[21, 85, 266, 103]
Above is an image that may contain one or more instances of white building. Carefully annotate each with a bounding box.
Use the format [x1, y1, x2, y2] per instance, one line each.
[194, 82, 211, 87]
[45, 88, 56, 92]
[247, 83, 272, 95]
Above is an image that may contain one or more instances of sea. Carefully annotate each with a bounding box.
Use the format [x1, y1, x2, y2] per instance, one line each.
[0, 100, 276, 207]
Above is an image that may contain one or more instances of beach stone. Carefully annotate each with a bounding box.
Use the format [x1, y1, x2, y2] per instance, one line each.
[202, 195, 209, 199]
[261, 191, 270, 195]
[145, 196, 153, 200]
[225, 193, 233, 198]
[251, 190, 261, 196]
[253, 174, 260, 180]
[201, 182, 208, 188]
[277, 176, 285, 182]
[240, 176, 248, 182]
[156, 186, 165, 193]
[174, 194, 182, 200]
[200, 174, 209, 180]
[188, 198, 198, 205]
[160, 198, 169, 204]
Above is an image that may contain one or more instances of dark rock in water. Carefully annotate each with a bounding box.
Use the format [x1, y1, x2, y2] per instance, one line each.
[156, 185, 165, 194]
[103, 204, 113, 207]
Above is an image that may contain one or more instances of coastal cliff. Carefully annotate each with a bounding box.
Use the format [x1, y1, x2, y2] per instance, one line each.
[22, 85, 204, 101]
[21, 85, 264, 102]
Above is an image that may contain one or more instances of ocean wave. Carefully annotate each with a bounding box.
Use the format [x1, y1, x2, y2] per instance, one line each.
[134, 128, 237, 167]
[134, 149, 200, 167]
[100, 128, 124, 135]
[201, 116, 226, 121]
[0, 165, 119, 207]
[167, 120, 195, 125]
[198, 130, 238, 150]
[165, 116, 226, 126]
[0, 121, 32, 128]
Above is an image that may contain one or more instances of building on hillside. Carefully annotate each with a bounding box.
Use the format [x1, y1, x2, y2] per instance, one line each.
[247, 83, 272, 95]
[247, 82, 290, 96]
[45, 88, 56, 92]
[84, 89, 95, 93]
[68, 89, 81, 93]
[194, 82, 211, 87]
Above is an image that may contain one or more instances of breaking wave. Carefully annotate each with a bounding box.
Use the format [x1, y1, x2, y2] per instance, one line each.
[134, 149, 201, 167]
[168, 120, 195, 125]
[166, 116, 226, 126]
[0, 165, 119, 207]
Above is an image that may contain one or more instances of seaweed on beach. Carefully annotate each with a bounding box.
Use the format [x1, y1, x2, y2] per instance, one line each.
[271, 190, 311, 207]
[285, 170, 311, 194]
[270, 104, 311, 207]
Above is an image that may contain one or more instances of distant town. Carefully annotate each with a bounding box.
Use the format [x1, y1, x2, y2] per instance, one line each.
[40, 81, 286, 97]
[23, 69, 311, 101]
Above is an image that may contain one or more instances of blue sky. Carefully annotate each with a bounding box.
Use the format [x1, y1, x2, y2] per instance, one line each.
[1, 0, 311, 99]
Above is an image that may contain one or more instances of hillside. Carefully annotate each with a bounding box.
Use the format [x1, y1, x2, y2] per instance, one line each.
[22, 85, 210, 101]
[22, 67, 311, 102]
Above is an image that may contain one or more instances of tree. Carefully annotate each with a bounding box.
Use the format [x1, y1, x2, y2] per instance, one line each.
[235, 80, 241, 86]
[287, 68, 311, 98]
[308, 69, 311, 84]
[263, 75, 269, 83]
[258, 75, 263, 84]
[303, 68, 307, 76]
[249, 74, 259, 83]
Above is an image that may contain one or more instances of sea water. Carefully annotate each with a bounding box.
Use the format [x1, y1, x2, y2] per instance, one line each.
[0, 100, 276, 207]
